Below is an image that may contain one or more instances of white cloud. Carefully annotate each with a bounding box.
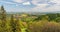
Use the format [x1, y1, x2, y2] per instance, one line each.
[31, 0, 60, 12]
[12, 0, 28, 3]
[31, 0, 48, 5]
[31, 0, 41, 5]
[0, 1, 21, 6]
[50, 0, 60, 5]
[31, 4, 49, 12]
[12, 0, 31, 6]
[43, 5, 60, 12]
[22, 2, 31, 5]
[0, 1, 16, 4]
[50, 0, 60, 3]
[31, 4, 60, 12]
[12, 0, 23, 3]
[31, 0, 60, 4]
[36, 4, 48, 7]
[1, 0, 60, 12]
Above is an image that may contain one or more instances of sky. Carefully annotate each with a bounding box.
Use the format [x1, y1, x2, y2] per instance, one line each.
[0, 0, 60, 12]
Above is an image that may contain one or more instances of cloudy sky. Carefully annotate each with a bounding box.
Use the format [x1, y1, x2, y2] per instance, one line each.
[0, 0, 60, 12]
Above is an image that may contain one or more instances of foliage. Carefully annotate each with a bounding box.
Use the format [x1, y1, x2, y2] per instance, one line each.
[55, 17, 60, 22]
[28, 21, 60, 32]
[0, 6, 60, 32]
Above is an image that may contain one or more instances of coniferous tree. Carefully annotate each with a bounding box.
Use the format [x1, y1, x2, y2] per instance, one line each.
[1, 6, 6, 21]
[0, 6, 7, 32]
[15, 16, 21, 32]
[10, 14, 15, 32]
[10, 14, 21, 32]
[0, 6, 6, 27]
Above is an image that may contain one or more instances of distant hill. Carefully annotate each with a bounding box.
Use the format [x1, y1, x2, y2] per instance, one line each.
[6, 11, 60, 15]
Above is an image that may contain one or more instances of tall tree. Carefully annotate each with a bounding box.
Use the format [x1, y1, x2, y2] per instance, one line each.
[10, 14, 21, 32]
[0, 6, 6, 21]
[0, 6, 6, 27]
[0, 6, 7, 32]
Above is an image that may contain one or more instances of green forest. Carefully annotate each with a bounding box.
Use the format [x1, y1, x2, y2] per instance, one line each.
[0, 6, 60, 32]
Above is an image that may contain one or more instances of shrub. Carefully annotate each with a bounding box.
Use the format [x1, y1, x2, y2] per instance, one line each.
[28, 21, 60, 32]
[55, 17, 60, 22]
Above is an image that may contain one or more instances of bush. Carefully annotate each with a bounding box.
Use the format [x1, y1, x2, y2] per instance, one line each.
[55, 17, 60, 22]
[28, 21, 60, 32]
